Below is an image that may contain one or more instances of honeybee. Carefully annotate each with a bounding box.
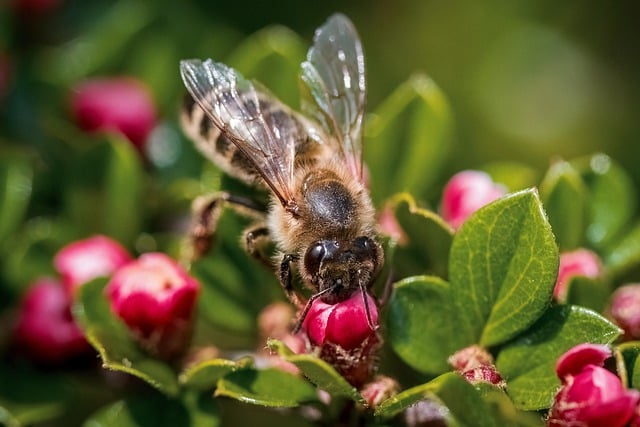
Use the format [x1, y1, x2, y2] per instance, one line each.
[180, 14, 383, 331]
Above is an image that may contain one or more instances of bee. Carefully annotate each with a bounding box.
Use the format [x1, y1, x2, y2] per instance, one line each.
[180, 13, 383, 331]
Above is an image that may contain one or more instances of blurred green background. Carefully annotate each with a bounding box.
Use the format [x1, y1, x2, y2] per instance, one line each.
[2, 0, 639, 177]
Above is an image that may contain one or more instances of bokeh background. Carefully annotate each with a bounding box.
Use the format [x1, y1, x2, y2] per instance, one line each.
[1, 1, 640, 425]
[3, 0, 639, 181]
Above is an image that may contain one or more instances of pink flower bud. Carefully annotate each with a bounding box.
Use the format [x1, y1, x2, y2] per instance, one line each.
[54, 235, 132, 296]
[302, 292, 378, 350]
[554, 249, 603, 303]
[70, 77, 157, 150]
[440, 170, 506, 230]
[360, 375, 400, 408]
[449, 345, 505, 388]
[548, 343, 640, 427]
[378, 204, 407, 244]
[13, 278, 91, 364]
[608, 284, 640, 341]
[105, 253, 199, 360]
[555, 343, 611, 379]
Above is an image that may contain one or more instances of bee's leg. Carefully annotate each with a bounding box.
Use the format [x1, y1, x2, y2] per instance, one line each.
[279, 254, 304, 310]
[243, 224, 272, 270]
[182, 192, 266, 266]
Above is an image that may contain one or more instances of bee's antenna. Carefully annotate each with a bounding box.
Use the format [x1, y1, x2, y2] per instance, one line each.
[359, 280, 378, 332]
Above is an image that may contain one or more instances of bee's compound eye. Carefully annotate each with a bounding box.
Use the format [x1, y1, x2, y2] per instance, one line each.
[304, 242, 327, 275]
[353, 236, 372, 252]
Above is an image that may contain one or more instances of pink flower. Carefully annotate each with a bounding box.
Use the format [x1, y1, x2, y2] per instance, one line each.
[302, 291, 378, 350]
[105, 253, 199, 359]
[608, 284, 640, 340]
[13, 278, 91, 364]
[554, 249, 603, 303]
[378, 204, 407, 244]
[70, 77, 157, 150]
[54, 235, 132, 296]
[548, 343, 640, 427]
[440, 170, 506, 230]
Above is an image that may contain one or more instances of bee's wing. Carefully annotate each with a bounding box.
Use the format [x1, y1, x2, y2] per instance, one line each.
[180, 59, 299, 207]
[301, 13, 366, 181]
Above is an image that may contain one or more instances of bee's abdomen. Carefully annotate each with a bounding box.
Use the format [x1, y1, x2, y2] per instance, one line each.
[181, 94, 262, 185]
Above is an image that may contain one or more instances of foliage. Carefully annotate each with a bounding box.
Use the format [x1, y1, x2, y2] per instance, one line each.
[2, 2, 640, 426]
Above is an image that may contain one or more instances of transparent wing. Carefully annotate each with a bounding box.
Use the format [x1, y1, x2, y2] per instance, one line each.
[301, 13, 366, 180]
[180, 59, 298, 208]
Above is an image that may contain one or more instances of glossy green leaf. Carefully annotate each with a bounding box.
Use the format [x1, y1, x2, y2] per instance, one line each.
[0, 155, 33, 244]
[572, 153, 636, 248]
[375, 373, 497, 426]
[216, 368, 318, 408]
[267, 339, 364, 403]
[227, 26, 306, 108]
[540, 160, 588, 250]
[614, 341, 640, 389]
[74, 279, 180, 396]
[84, 391, 220, 427]
[386, 193, 453, 278]
[366, 74, 453, 204]
[449, 189, 558, 347]
[605, 220, 640, 278]
[496, 305, 621, 410]
[386, 276, 463, 374]
[64, 138, 144, 244]
[179, 357, 253, 391]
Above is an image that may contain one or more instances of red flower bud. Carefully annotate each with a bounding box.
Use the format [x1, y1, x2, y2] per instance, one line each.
[54, 235, 132, 296]
[105, 253, 199, 360]
[554, 249, 603, 303]
[13, 278, 91, 364]
[440, 170, 506, 230]
[70, 77, 157, 150]
[302, 292, 378, 350]
[608, 284, 640, 341]
[548, 343, 640, 427]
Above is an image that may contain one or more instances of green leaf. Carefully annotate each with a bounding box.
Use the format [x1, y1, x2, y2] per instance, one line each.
[565, 276, 610, 312]
[540, 160, 588, 250]
[216, 368, 318, 408]
[375, 373, 497, 426]
[227, 26, 306, 108]
[386, 276, 463, 375]
[83, 391, 220, 427]
[74, 279, 180, 396]
[572, 153, 636, 248]
[179, 357, 253, 391]
[267, 340, 364, 404]
[614, 341, 640, 389]
[64, 138, 144, 244]
[0, 155, 33, 244]
[605, 220, 640, 278]
[366, 74, 453, 204]
[386, 193, 453, 278]
[449, 189, 558, 347]
[496, 305, 621, 410]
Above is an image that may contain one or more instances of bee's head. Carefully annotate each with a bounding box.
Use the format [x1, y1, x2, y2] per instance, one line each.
[303, 236, 383, 303]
